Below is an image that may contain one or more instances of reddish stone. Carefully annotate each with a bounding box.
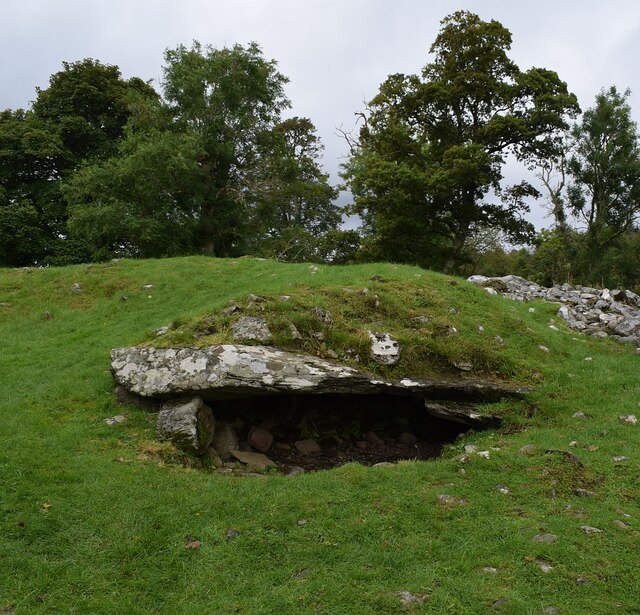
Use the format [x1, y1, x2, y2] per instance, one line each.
[248, 425, 273, 452]
[365, 431, 385, 447]
[294, 439, 322, 455]
[398, 432, 418, 445]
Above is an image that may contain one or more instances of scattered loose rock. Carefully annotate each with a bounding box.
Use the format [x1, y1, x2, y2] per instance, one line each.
[620, 414, 638, 425]
[104, 415, 126, 426]
[230, 450, 277, 469]
[468, 275, 640, 347]
[395, 591, 429, 606]
[532, 532, 557, 543]
[437, 494, 467, 506]
[574, 488, 597, 497]
[580, 525, 603, 534]
[231, 316, 271, 342]
[368, 331, 400, 365]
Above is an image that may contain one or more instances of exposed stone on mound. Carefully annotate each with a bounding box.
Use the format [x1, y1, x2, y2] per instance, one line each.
[468, 275, 640, 347]
[110, 345, 528, 402]
[156, 396, 215, 454]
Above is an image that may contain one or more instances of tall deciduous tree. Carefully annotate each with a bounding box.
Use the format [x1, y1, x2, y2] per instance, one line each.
[162, 41, 290, 255]
[0, 59, 157, 265]
[342, 11, 579, 272]
[250, 116, 341, 260]
[568, 87, 640, 256]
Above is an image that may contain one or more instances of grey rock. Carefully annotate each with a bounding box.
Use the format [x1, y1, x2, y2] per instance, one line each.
[288, 324, 302, 339]
[310, 306, 333, 324]
[156, 397, 215, 454]
[368, 331, 400, 365]
[580, 525, 603, 534]
[155, 325, 171, 337]
[532, 532, 557, 543]
[104, 415, 126, 426]
[221, 301, 241, 316]
[212, 421, 239, 460]
[111, 345, 529, 401]
[71, 282, 82, 294]
[573, 488, 598, 498]
[437, 494, 467, 506]
[231, 316, 271, 342]
[396, 591, 429, 606]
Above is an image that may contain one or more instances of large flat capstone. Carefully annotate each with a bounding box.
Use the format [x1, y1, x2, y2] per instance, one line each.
[110, 345, 528, 402]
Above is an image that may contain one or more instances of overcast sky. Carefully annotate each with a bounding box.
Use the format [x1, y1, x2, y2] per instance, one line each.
[2, 0, 640, 230]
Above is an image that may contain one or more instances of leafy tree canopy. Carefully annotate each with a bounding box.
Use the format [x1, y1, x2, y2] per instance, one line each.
[342, 11, 579, 272]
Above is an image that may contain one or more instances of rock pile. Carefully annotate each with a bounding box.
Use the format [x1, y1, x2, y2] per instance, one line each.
[468, 274, 640, 347]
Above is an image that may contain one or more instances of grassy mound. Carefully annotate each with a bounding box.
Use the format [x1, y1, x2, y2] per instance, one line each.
[1, 256, 638, 613]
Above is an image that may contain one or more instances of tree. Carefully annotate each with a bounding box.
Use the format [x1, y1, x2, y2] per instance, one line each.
[249, 117, 341, 260]
[568, 87, 640, 262]
[0, 60, 157, 265]
[342, 11, 579, 272]
[162, 41, 290, 255]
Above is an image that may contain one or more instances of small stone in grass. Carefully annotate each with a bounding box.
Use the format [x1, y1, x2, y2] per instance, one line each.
[396, 591, 429, 606]
[437, 494, 467, 506]
[573, 411, 586, 419]
[464, 444, 478, 454]
[620, 414, 638, 425]
[490, 598, 508, 610]
[613, 455, 629, 462]
[104, 415, 126, 426]
[519, 444, 536, 456]
[580, 525, 603, 534]
[483, 567, 498, 574]
[614, 520, 630, 529]
[543, 608, 559, 614]
[539, 345, 549, 352]
[225, 529, 239, 542]
[477, 450, 490, 459]
[532, 532, 557, 543]
[496, 485, 510, 494]
[584, 357, 593, 362]
[574, 488, 597, 497]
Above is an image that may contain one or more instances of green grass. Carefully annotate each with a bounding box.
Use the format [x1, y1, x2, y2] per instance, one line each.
[1, 256, 638, 614]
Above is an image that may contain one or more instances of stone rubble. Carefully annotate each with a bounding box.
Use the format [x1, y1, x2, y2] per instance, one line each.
[468, 274, 640, 348]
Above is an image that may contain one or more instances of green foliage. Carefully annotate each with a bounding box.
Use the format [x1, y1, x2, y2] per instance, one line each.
[249, 117, 341, 256]
[0, 61, 158, 266]
[343, 11, 579, 272]
[162, 41, 290, 256]
[568, 87, 640, 259]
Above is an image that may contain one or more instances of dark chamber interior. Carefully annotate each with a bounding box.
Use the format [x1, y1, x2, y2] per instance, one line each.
[209, 392, 489, 471]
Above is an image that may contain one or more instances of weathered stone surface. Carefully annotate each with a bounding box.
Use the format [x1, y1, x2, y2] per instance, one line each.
[368, 331, 400, 365]
[230, 450, 277, 469]
[156, 397, 215, 454]
[231, 316, 271, 342]
[111, 345, 529, 402]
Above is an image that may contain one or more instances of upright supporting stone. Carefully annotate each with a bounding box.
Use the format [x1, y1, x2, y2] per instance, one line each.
[156, 397, 215, 455]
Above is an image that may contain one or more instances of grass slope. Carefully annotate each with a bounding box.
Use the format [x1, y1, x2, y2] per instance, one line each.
[0, 256, 638, 614]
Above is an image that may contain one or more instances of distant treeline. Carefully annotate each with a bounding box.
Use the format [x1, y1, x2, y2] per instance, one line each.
[2, 12, 640, 290]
